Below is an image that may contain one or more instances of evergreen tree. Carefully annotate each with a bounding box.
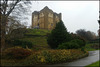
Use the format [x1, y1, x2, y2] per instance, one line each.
[47, 20, 72, 49]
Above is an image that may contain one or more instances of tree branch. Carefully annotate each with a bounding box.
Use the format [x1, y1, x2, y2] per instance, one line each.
[7, 0, 21, 16]
[3, 0, 8, 15]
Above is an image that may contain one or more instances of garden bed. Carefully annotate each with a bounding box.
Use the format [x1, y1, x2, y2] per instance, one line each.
[1, 48, 89, 66]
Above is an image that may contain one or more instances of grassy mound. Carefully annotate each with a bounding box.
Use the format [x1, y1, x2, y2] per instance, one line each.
[24, 29, 51, 50]
[24, 29, 51, 36]
[5, 29, 51, 50]
[21, 37, 50, 50]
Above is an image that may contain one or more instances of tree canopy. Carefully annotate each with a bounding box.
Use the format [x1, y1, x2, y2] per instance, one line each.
[76, 29, 97, 41]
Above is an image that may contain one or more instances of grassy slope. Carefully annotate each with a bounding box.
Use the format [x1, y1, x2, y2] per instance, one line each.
[22, 37, 50, 50]
[22, 29, 51, 50]
[85, 60, 100, 67]
[23, 29, 99, 51]
[24, 29, 51, 36]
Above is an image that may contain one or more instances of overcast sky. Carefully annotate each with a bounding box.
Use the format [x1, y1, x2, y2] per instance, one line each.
[28, 1, 99, 35]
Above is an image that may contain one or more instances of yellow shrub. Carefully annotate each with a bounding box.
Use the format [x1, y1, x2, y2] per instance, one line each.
[25, 49, 89, 65]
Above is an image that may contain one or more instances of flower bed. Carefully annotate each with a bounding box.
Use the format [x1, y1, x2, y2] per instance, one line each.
[25, 49, 89, 65]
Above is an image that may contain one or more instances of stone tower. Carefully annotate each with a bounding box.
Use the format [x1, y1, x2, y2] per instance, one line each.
[32, 6, 62, 30]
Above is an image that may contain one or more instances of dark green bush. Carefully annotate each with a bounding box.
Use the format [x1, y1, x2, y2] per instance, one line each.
[47, 20, 72, 49]
[58, 39, 86, 49]
[5, 39, 12, 44]
[2, 46, 32, 59]
[13, 39, 33, 48]
[58, 42, 80, 49]
[81, 47, 86, 53]
[70, 39, 85, 47]
[71, 33, 86, 46]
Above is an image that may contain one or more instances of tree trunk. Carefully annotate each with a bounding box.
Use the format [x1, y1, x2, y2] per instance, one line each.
[1, 21, 6, 52]
[1, 15, 7, 52]
[1, 29, 6, 51]
[0, 13, 1, 52]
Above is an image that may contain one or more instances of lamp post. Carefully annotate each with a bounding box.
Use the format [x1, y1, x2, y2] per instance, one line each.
[98, 20, 100, 28]
[98, 20, 100, 45]
[98, 11, 100, 46]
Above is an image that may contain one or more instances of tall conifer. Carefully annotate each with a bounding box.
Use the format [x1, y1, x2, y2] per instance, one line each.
[47, 20, 72, 49]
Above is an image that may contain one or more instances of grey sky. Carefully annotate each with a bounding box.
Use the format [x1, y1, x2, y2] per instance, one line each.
[28, 1, 99, 35]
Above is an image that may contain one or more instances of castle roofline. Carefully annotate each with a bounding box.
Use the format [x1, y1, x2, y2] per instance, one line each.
[44, 6, 49, 9]
[40, 6, 53, 13]
[54, 12, 61, 15]
[32, 11, 39, 13]
[32, 11, 39, 15]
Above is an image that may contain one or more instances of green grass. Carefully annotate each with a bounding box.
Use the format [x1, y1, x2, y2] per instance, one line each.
[5, 29, 51, 50]
[20, 29, 51, 50]
[85, 60, 100, 67]
[21, 37, 50, 50]
[84, 43, 99, 51]
[22, 37, 48, 46]
[25, 29, 51, 36]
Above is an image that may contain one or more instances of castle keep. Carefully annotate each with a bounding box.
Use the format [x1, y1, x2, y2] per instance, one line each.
[32, 6, 61, 30]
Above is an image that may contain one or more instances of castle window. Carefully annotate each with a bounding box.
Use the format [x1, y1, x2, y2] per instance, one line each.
[51, 23, 53, 26]
[38, 23, 39, 26]
[40, 13, 44, 17]
[56, 16, 58, 18]
[48, 13, 53, 17]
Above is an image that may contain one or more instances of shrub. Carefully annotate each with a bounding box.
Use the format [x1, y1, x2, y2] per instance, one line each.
[91, 43, 100, 49]
[71, 33, 86, 46]
[70, 39, 85, 47]
[58, 42, 80, 49]
[25, 49, 89, 65]
[2, 46, 32, 59]
[41, 50, 52, 63]
[58, 39, 86, 49]
[13, 39, 33, 48]
[81, 47, 86, 53]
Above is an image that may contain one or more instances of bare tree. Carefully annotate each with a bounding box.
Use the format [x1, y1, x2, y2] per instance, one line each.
[0, 0, 31, 51]
[76, 29, 97, 42]
[6, 16, 26, 35]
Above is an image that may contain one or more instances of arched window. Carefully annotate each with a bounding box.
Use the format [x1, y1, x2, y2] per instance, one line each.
[38, 23, 39, 26]
[51, 23, 53, 26]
